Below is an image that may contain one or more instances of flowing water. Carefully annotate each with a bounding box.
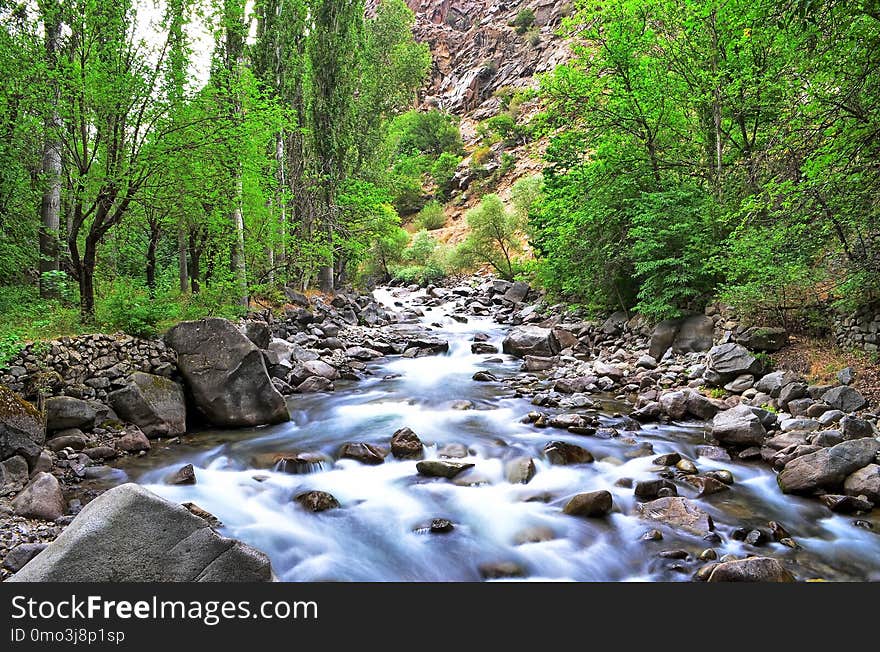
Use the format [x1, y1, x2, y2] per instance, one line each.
[109, 288, 880, 581]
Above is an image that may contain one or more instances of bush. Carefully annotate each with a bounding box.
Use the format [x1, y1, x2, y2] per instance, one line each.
[416, 201, 447, 230]
[512, 9, 536, 35]
[388, 110, 463, 157]
[471, 146, 492, 168]
[98, 279, 171, 339]
[430, 152, 462, 200]
[458, 194, 525, 280]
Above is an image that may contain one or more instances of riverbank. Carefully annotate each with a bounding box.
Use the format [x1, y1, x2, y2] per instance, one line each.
[2, 276, 879, 581]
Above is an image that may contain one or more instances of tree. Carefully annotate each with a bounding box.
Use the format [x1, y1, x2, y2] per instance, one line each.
[458, 194, 524, 281]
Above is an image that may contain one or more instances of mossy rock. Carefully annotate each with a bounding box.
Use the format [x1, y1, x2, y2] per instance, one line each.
[0, 384, 45, 467]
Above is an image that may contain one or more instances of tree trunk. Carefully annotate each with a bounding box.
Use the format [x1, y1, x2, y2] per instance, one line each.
[39, 15, 62, 299]
[146, 220, 160, 296]
[177, 224, 188, 293]
[232, 174, 248, 307]
[79, 237, 97, 321]
[188, 234, 202, 294]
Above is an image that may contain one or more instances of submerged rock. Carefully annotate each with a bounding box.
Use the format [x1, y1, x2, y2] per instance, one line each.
[295, 491, 340, 513]
[390, 427, 424, 460]
[636, 497, 714, 536]
[417, 460, 475, 479]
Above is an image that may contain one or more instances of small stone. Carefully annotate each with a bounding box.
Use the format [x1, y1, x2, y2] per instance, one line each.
[641, 529, 663, 541]
[390, 427, 424, 460]
[478, 561, 525, 580]
[417, 460, 475, 479]
[745, 529, 768, 546]
[659, 549, 689, 560]
[505, 457, 537, 484]
[653, 453, 682, 466]
[634, 479, 678, 501]
[544, 441, 594, 465]
[168, 463, 196, 485]
[11, 473, 65, 521]
[699, 548, 718, 561]
[294, 490, 339, 512]
[472, 371, 498, 382]
[675, 459, 698, 475]
[339, 442, 386, 465]
[3, 542, 48, 572]
[682, 475, 729, 497]
[429, 518, 454, 534]
[707, 557, 795, 582]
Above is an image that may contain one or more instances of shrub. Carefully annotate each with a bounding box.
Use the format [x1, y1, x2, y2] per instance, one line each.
[388, 110, 463, 157]
[416, 201, 447, 230]
[512, 9, 536, 35]
[430, 152, 462, 200]
[457, 194, 525, 280]
[526, 28, 541, 47]
[471, 146, 492, 168]
[98, 279, 171, 339]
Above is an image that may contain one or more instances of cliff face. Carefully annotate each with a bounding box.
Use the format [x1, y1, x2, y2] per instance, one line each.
[402, 0, 572, 117]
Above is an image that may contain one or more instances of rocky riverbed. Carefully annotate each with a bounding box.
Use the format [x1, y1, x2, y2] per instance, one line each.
[1, 277, 879, 581]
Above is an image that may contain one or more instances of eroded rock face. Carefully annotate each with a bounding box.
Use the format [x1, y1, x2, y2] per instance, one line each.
[377, 0, 572, 115]
[166, 318, 289, 428]
[8, 484, 272, 582]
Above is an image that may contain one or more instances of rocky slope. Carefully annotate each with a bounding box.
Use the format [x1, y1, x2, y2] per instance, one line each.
[401, 0, 572, 117]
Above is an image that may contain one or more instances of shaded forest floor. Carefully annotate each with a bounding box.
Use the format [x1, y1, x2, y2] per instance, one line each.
[773, 336, 880, 409]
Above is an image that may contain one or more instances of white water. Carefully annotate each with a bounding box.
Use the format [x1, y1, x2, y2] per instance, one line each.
[126, 287, 880, 581]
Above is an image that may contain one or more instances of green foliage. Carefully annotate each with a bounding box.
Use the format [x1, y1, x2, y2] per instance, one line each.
[98, 280, 171, 339]
[430, 152, 462, 200]
[512, 9, 536, 35]
[457, 194, 525, 281]
[388, 110, 463, 158]
[415, 201, 446, 231]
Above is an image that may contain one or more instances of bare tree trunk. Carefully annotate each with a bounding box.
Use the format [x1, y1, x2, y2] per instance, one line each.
[232, 174, 248, 307]
[146, 218, 161, 296]
[177, 224, 188, 293]
[39, 14, 62, 299]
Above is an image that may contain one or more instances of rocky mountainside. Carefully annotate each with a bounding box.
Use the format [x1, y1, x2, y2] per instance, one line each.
[402, 0, 572, 118]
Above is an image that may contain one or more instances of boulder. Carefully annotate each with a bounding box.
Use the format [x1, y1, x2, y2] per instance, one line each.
[11, 472, 64, 521]
[390, 427, 424, 460]
[634, 479, 678, 500]
[8, 484, 272, 582]
[416, 460, 474, 479]
[635, 497, 714, 536]
[241, 321, 271, 349]
[707, 557, 795, 582]
[755, 371, 801, 398]
[822, 386, 868, 413]
[704, 343, 763, 385]
[297, 377, 334, 393]
[166, 318, 289, 428]
[0, 385, 44, 468]
[778, 438, 880, 494]
[544, 441, 594, 465]
[649, 315, 714, 360]
[3, 543, 48, 573]
[502, 281, 530, 304]
[505, 457, 536, 484]
[563, 490, 613, 517]
[108, 372, 187, 438]
[502, 326, 560, 358]
[840, 416, 875, 440]
[115, 427, 151, 453]
[45, 396, 96, 432]
[302, 359, 339, 380]
[711, 405, 767, 446]
[339, 442, 385, 465]
[294, 491, 339, 512]
[844, 464, 880, 503]
[735, 327, 789, 352]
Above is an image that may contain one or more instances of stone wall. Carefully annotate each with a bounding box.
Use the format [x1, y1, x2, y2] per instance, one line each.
[0, 334, 178, 404]
[835, 304, 880, 352]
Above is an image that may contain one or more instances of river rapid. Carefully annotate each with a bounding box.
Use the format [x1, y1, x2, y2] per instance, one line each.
[107, 287, 880, 581]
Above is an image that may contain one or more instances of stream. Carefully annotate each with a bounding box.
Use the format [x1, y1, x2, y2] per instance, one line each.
[106, 287, 880, 581]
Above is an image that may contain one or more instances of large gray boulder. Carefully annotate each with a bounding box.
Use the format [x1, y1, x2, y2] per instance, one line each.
[844, 464, 880, 503]
[9, 483, 272, 582]
[166, 318, 289, 428]
[704, 343, 764, 385]
[649, 315, 714, 360]
[711, 404, 767, 446]
[0, 385, 44, 468]
[108, 372, 187, 438]
[778, 438, 880, 494]
[45, 396, 96, 432]
[502, 326, 560, 358]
